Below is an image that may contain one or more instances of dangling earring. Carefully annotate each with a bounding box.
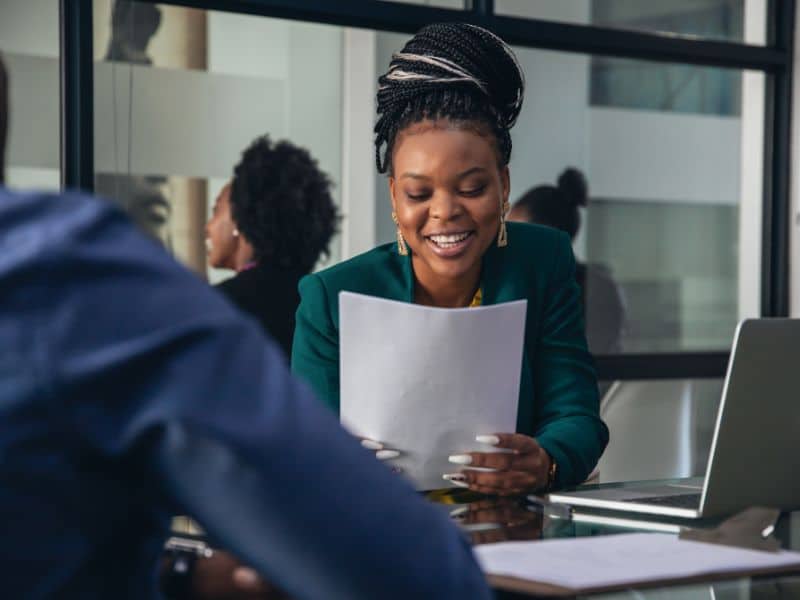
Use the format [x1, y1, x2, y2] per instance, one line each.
[391, 212, 408, 256]
[497, 200, 510, 248]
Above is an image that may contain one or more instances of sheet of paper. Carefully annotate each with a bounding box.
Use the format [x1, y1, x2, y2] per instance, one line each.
[339, 291, 526, 491]
[475, 533, 800, 592]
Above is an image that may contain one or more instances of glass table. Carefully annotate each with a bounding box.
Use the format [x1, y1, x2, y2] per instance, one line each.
[423, 487, 800, 599]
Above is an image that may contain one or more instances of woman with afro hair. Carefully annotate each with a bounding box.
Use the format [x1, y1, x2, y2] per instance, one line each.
[292, 23, 608, 494]
[206, 135, 337, 358]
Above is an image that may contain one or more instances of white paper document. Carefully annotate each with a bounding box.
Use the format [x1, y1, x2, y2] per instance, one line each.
[339, 291, 526, 490]
[475, 533, 800, 593]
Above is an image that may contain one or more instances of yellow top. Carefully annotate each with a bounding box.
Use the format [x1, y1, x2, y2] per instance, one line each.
[469, 288, 482, 308]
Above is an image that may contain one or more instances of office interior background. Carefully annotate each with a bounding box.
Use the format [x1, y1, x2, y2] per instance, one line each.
[2, 0, 796, 482]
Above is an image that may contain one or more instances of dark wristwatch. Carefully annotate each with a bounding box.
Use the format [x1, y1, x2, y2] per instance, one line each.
[161, 536, 213, 600]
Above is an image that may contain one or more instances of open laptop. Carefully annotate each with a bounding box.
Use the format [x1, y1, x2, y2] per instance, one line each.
[548, 318, 800, 519]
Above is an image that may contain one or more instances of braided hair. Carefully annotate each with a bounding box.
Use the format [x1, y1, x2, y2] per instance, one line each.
[375, 23, 525, 174]
[229, 135, 339, 274]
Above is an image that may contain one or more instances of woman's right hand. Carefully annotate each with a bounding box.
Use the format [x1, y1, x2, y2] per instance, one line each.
[361, 439, 402, 472]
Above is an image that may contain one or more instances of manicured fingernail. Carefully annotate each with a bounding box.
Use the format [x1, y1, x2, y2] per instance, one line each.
[449, 454, 473, 465]
[361, 439, 383, 450]
[449, 506, 469, 517]
[476, 435, 500, 445]
[232, 567, 261, 588]
[443, 473, 469, 488]
[376, 450, 400, 460]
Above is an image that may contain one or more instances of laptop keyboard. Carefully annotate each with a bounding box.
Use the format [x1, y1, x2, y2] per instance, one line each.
[623, 493, 701, 509]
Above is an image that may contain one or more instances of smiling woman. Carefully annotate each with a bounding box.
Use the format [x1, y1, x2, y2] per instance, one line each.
[390, 124, 510, 307]
[291, 22, 609, 495]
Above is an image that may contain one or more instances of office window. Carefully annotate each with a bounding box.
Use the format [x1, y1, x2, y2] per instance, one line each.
[591, 57, 741, 116]
[92, 2, 766, 356]
[93, 1, 344, 282]
[0, 0, 60, 189]
[494, 0, 767, 45]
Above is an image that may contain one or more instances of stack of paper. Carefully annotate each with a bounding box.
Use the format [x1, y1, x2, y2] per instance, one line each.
[339, 292, 527, 491]
[475, 533, 800, 595]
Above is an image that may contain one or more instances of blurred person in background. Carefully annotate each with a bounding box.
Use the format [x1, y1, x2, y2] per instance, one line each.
[206, 136, 338, 358]
[97, 0, 172, 244]
[508, 168, 626, 355]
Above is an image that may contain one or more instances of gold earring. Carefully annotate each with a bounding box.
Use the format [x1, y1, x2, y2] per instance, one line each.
[497, 201, 509, 248]
[392, 211, 408, 256]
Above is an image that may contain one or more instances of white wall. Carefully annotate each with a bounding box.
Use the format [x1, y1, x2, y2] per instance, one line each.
[341, 29, 377, 259]
[588, 109, 741, 205]
[0, 0, 59, 58]
[93, 63, 287, 179]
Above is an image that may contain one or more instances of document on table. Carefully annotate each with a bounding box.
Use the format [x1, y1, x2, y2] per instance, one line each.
[339, 291, 526, 491]
[475, 533, 800, 595]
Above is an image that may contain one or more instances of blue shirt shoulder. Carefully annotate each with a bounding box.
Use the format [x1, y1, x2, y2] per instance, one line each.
[0, 188, 490, 600]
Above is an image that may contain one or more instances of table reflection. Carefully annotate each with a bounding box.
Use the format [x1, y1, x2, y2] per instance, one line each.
[450, 498, 544, 545]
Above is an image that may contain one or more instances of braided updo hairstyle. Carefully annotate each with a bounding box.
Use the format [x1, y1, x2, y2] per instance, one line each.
[374, 22, 525, 174]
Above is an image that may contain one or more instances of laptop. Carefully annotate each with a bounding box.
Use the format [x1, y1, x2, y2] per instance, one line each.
[548, 318, 800, 519]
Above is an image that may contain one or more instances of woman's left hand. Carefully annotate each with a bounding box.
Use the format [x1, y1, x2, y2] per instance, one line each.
[444, 433, 551, 496]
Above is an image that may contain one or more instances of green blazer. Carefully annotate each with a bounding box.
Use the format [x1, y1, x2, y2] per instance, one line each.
[291, 221, 609, 487]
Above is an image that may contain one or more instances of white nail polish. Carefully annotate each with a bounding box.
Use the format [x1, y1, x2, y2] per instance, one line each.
[376, 450, 400, 460]
[443, 474, 470, 488]
[476, 434, 500, 446]
[449, 506, 469, 517]
[448, 454, 473, 465]
[361, 439, 383, 450]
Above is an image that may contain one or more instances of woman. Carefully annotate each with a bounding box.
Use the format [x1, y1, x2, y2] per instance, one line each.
[508, 168, 627, 355]
[206, 135, 338, 358]
[291, 23, 608, 494]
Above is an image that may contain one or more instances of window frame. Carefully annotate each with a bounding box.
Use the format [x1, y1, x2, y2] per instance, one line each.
[59, 0, 795, 381]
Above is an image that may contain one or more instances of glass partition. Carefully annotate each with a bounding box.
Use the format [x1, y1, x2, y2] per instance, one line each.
[93, 2, 765, 355]
[93, 0, 343, 280]
[0, 0, 60, 189]
[495, 0, 767, 45]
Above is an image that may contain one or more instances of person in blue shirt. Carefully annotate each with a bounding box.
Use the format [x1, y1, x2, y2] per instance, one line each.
[0, 54, 489, 600]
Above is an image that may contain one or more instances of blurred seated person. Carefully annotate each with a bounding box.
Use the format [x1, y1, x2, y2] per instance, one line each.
[507, 168, 626, 355]
[292, 24, 608, 495]
[105, 0, 161, 65]
[0, 53, 490, 600]
[207, 136, 337, 358]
